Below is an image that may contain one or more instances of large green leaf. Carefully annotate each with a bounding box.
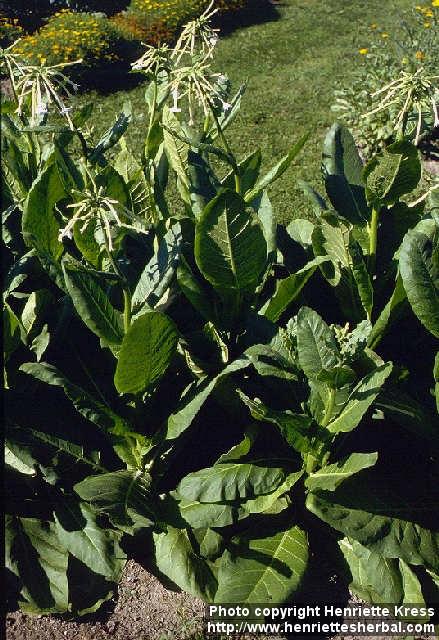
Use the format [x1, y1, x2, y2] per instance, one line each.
[311, 213, 351, 287]
[177, 255, 215, 322]
[399, 221, 439, 338]
[132, 223, 182, 314]
[399, 559, 425, 606]
[339, 538, 403, 604]
[195, 189, 267, 293]
[20, 362, 149, 468]
[54, 500, 126, 581]
[368, 276, 407, 349]
[222, 149, 262, 195]
[254, 191, 277, 257]
[114, 312, 178, 394]
[3, 302, 21, 364]
[364, 140, 421, 207]
[325, 363, 392, 433]
[5, 424, 105, 476]
[244, 133, 309, 202]
[162, 106, 190, 204]
[22, 162, 65, 260]
[187, 150, 218, 219]
[244, 342, 298, 381]
[376, 387, 439, 445]
[243, 471, 303, 514]
[6, 515, 69, 613]
[307, 477, 439, 571]
[263, 257, 329, 322]
[63, 261, 124, 348]
[296, 307, 340, 380]
[349, 238, 373, 320]
[306, 452, 378, 492]
[73, 217, 102, 268]
[153, 526, 217, 600]
[176, 462, 287, 503]
[239, 392, 325, 460]
[88, 107, 132, 164]
[74, 470, 154, 533]
[215, 526, 308, 603]
[165, 358, 249, 441]
[322, 123, 368, 225]
[178, 500, 245, 529]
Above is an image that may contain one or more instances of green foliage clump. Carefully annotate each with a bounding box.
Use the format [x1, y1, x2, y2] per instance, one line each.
[12, 10, 129, 68]
[112, 0, 246, 46]
[0, 15, 24, 47]
[333, 1, 439, 158]
[111, 0, 180, 46]
[2, 8, 439, 620]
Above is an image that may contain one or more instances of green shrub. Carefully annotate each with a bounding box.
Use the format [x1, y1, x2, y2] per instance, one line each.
[12, 10, 129, 67]
[0, 15, 25, 47]
[1, 1, 130, 33]
[333, 1, 439, 157]
[112, 0, 247, 46]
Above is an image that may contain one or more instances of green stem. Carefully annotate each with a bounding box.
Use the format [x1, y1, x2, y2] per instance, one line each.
[234, 172, 242, 195]
[101, 213, 132, 332]
[144, 79, 158, 164]
[368, 206, 379, 278]
[123, 288, 132, 333]
[75, 129, 90, 160]
[208, 99, 241, 194]
[321, 387, 336, 428]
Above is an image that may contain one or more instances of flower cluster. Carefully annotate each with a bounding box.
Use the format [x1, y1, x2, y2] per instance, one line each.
[0, 15, 24, 47]
[334, 0, 439, 156]
[132, 2, 232, 125]
[113, 0, 245, 47]
[12, 10, 126, 67]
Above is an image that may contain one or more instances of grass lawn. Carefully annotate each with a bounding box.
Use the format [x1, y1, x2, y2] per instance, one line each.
[75, 0, 414, 224]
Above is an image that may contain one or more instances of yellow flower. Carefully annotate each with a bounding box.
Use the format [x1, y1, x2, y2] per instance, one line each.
[432, 0, 439, 6]
[358, 48, 368, 55]
[415, 50, 425, 60]
[424, 21, 431, 26]
[381, 32, 389, 38]
[370, 23, 378, 29]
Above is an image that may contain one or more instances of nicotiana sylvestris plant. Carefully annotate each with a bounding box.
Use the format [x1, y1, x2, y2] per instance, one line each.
[2, 7, 438, 619]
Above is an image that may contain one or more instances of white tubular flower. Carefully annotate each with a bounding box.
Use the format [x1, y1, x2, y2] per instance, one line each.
[14, 58, 81, 127]
[59, 181, 122, 252]
[132, 4, 228, 126]
[60, 170, 150, 251]
[170, 88, 182, 113]
[172, 1, 219, 63]
[131, 43, 172, 75]
[365, 67, 439, 144]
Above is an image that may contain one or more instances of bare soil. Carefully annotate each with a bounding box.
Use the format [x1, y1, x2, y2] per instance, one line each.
[6, 560, 205, 640]
[6, 560, 437, 640]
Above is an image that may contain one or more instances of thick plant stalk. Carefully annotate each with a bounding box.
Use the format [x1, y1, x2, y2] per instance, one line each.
[208, 98, 241, 193]
[321, 387, 336, 428]
[368, 206, 379, 277]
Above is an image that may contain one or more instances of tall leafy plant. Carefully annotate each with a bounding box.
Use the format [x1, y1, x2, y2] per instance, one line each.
[2, 5, 438, 617]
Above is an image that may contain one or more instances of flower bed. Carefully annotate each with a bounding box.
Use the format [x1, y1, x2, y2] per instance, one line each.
[2, 1, 249, 83]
